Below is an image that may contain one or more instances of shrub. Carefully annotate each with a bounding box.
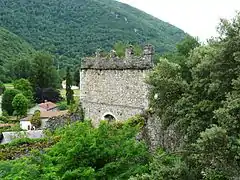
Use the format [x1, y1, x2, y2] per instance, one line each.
[13, 78, 34, 104]
[0, 121, 150, 179]
[57, 101, 68, 110]
[30, 110, 41, 129]
[2, 89, 20, 115]
[12, 94, 29, 118]
[0, 116, 9, 123]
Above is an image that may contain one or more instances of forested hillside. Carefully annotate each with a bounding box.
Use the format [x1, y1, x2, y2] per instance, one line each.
[0, 0, 186, 67]
[0, 28, 35, 82]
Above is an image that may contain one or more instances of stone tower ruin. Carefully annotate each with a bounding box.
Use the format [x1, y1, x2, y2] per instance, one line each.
[80, 45, 154, 125]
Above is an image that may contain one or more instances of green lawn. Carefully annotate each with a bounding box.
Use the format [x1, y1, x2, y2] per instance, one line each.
[60, 89, 80, 99]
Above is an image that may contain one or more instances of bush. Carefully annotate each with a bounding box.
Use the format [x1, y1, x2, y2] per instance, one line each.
[30, 110, 41, 129]
[0, 116, 9, 123]
[57, 101, 68, 110]
[13, 78, 34, 104]
[2, 89, 20, 115]
[0, 121, 150, 179]
[12, 94, 29, 118]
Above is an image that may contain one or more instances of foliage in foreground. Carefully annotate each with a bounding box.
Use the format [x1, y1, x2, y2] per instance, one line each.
[0, 121, 150, 179]
[146, 12, 240, 179]
[0, 137, 59, 161]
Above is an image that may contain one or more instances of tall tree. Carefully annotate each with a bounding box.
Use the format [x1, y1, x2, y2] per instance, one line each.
[66, 67, 74, 105]
[31, 52, 61, 102]
[31, 52, 59, 89]
[12, 58, 32, 80]
[73, 68, 80, 86]
[2, 89, 20, 115]
[13, 78, 33, 104]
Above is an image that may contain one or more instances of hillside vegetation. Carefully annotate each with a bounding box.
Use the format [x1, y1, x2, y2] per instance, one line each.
[0, 28, 35, 82]
[0, 0, 186, 67]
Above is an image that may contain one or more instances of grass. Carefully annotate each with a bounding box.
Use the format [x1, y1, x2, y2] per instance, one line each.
[60, 88, 80, 99]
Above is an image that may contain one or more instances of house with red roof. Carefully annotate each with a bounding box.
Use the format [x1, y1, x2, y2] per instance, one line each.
[20, 110, 68, 130]
[28, 101, 58, 115]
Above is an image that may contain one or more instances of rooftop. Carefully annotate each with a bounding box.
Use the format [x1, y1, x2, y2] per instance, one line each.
[21, 110, 68, 121]
[39, 101, 57, 111]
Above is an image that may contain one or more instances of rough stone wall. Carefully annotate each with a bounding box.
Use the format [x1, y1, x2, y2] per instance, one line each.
[80, 45, 154, 126]
[142, 112, 182, 151]
[80, 69, 150, 126]
[44, 113, 84, 131]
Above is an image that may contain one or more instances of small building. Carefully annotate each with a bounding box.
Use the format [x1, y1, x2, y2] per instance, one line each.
[80, 45, 154, 126]
[28, 101, 58, 115]
[20, 110, 68, 130]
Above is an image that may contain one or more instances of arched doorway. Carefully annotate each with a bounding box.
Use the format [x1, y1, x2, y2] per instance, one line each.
[102, 113, 116, 123]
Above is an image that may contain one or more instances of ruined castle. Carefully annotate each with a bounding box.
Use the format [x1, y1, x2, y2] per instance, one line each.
[80, 45, 154, 125]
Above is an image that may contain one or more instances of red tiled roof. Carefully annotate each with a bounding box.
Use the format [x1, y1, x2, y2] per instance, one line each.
[40, 110, 68, 118]
[39, 101, 57, 111]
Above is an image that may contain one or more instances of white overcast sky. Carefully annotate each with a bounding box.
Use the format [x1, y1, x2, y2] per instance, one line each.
[118, 0, 240, 41]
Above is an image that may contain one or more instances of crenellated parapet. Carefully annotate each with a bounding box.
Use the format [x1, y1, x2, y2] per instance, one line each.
[81, 44, 154, 70]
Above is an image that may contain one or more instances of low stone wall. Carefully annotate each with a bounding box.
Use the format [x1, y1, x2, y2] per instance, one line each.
[45, 113, 84, 131]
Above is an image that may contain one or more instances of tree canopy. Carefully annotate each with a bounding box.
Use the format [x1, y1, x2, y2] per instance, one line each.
[146, 12, 240, 179]
[12, 94, 28, 118]
[0, 120, 149, 179]
[1, 89, 20, 115]
[0, 27, 35, 82]
[0, 0, 186, 69]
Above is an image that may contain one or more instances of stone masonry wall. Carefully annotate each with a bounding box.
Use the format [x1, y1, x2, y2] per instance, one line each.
[142, 112, 182, 151]
[80, 69, 150, 125]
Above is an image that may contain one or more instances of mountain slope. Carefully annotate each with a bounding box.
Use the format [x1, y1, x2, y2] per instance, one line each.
[0, 0, 186, 67]
[0, 27, 35, 82]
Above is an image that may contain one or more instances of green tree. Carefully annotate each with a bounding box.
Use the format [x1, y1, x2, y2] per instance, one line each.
[145, 12, 240, 179]
[0, 121, 149, 179]
[13, 78, 33, 103]
[0, 81, 5, 95]
[12, 94, 28, 119]
[2, 89, 20, 115]
[162, 35, 200, 82]
[176, 35, 200, 56]
[30, 110, 41, 129]
[12, 58, 32, 80]
[31, 52, 61, 102]
[31, 52, 59, 89]
[66, 67, 74, 105]
[73, 68, 80, 86]
[147, 58, 187, 128]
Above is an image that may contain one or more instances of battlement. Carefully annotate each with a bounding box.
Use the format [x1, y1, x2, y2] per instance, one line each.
[81, 44, 154, 70]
